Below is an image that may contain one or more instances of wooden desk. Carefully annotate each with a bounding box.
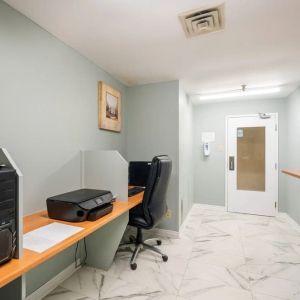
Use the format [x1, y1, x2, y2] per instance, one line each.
[0, 194, 142, 289]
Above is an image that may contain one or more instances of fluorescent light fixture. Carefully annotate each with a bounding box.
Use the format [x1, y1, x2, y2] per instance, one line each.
[198, 87, 281, 101]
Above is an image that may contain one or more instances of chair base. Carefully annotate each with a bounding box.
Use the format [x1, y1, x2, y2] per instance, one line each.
[119, 227, 168, 270]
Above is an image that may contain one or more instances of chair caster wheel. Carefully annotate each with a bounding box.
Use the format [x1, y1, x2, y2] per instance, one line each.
[162, 255, 168, 262]
[156, 240, 162, 246]
[130, 263, 137, 270]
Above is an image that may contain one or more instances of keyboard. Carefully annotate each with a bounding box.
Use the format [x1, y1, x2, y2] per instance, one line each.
[128, 186, 145, 197]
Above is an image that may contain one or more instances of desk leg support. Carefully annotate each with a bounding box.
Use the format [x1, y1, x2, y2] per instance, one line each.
[0, 275, 25, 300]
[85, 212, 128, 270]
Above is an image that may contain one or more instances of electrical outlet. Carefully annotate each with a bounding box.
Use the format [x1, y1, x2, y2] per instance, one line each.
[165, 209, 172, 219]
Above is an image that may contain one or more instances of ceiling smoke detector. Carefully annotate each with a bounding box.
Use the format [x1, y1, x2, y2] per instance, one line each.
[178, 4, 225, 38]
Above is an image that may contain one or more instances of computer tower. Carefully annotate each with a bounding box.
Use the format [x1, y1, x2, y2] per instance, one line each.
[0, 165, 17, 265]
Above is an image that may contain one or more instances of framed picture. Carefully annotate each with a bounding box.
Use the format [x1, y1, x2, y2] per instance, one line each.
[98, 81, 121, 132]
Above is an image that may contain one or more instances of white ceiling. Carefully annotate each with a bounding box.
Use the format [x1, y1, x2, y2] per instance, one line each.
[4, 0, 300, 96]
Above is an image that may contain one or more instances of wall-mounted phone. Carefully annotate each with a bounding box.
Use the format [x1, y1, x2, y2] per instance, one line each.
[203, 142, 210, 157]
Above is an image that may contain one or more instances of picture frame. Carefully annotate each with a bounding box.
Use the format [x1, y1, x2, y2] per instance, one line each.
[98, 81, 121, 132]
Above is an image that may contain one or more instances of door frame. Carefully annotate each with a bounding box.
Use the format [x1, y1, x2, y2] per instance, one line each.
[225, 113, 279, 215]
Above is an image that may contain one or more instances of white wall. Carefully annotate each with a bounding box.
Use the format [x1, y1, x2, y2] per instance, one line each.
[125, 81, 180, 231]
[286, 87, 300, 223]
[179, 85, 193, 224]
[0, 1, 127, 215]
[192, 98, 288, 211]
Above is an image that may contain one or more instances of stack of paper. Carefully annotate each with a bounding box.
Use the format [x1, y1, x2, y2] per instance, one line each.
[23, 222, 83, 253]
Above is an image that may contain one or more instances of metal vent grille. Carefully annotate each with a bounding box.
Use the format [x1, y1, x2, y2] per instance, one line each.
[179, 4, 224, 38]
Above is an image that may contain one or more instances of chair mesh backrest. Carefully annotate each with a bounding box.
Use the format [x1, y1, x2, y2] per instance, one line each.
[142, 155, 172, 227]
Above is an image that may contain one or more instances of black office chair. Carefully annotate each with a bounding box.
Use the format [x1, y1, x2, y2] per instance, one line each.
[120, 155, 172, 270]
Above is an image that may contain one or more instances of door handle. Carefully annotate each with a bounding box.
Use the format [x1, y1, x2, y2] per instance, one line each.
[229, 156, 235, 171]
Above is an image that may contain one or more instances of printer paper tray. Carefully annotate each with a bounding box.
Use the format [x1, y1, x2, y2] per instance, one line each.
[87, 203, 113, 221]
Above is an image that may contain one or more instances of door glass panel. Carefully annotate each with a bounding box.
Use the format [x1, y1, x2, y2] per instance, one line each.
[237, 127, 265, 191]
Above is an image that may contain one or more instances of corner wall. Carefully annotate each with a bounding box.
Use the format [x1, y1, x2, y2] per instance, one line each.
[286, 87, 300, 223]
[125, 81, 180, 231]
[179, 85, 194, 224]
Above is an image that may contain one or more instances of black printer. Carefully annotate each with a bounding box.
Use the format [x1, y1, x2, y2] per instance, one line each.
[46, 189, 114, 222]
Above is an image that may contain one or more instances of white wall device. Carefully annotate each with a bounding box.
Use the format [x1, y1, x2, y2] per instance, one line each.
[203, 142, 210, 157]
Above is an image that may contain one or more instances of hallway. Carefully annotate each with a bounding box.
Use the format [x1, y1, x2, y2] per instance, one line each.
[45, 205, 300, 299]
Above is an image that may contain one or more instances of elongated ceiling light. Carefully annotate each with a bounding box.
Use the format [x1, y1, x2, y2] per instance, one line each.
[197, 85, 281, 101]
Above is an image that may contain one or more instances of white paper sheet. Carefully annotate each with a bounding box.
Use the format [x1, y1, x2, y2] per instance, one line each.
[23, 222, 83, 253]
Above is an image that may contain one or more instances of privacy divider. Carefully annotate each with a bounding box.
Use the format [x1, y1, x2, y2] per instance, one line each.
[81, 150, 128, 201]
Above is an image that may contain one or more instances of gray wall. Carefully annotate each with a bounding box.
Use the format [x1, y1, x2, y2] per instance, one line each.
[125, 81, 180, 231]
[0, 1, 127, 215]
[0, 1, 127, 295]
[192, 98, 288, 211]
[286, 88, 300, 223]
[179, 85, 193, 224]
[26, 246, 75, 296]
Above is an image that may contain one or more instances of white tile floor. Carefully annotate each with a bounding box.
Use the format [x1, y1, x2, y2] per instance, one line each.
[44, 205, 300, 300]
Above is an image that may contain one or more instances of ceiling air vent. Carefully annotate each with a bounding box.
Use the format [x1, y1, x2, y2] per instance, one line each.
[179, 4, 224, 38]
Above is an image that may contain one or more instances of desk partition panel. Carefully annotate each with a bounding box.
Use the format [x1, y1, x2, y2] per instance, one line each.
[81, 150, 128, 201]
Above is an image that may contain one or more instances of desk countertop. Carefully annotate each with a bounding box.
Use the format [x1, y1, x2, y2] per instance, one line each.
[0, 194, 143, 288]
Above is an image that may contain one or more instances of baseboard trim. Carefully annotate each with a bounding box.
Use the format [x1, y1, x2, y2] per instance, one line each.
[149, 227, 179, 239]
[26, 260, 81, 300]
[179, 204, 195, 234]
[193, 203, 226, 211]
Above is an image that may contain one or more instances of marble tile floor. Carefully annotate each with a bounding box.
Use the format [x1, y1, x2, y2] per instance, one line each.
[44, 205, 300, 300]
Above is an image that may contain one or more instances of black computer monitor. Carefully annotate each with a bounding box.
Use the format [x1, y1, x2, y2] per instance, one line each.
[129, 161, 151, 187]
